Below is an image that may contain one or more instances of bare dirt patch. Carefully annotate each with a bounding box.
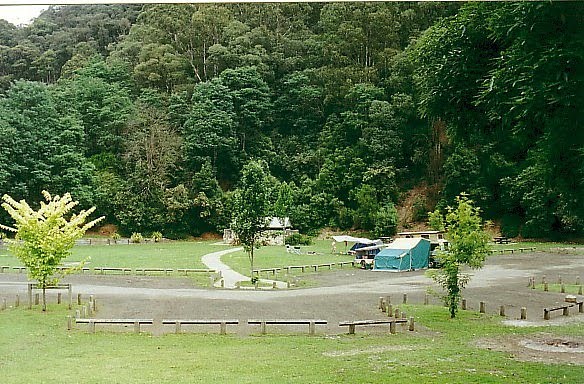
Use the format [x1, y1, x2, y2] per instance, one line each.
[475, 333, 584, 365]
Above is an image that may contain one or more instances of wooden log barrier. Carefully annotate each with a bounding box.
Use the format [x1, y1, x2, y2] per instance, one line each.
[521, 307, 527, 320]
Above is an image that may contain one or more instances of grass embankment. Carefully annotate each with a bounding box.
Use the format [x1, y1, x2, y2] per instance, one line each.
[0, 304, 582, 383]
[490, 241, 584, 252]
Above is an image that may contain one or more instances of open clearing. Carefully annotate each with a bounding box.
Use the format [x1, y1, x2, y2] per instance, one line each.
[1, 243, 583, 383]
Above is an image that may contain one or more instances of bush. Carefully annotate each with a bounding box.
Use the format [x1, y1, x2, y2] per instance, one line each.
[130, 232, 143, 243]
[151, 231, 163, 242]
[373, 203, 398, 238]
[111, 232, 121, 240]
[285, 233, 312, 246]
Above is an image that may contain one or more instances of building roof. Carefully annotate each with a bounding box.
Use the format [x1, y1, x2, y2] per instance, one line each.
[386, 237, 429, 250]
[265, 217, 291, 229]
[397, 230, 443, 235]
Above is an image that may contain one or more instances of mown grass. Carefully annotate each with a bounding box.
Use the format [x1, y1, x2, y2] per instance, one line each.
[0, 241, 230, 269]
[0, 304, 582, 383]
[221, 240, 355, 282]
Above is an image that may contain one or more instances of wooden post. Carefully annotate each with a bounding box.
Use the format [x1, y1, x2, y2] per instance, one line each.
[576, 276, 581, 286]
[387, 304, 393, 317]
[558, 275, 562, 285]
[560, 284, 565, 293]
[57, 292, 62, 304]
[68, 285, 72, 310]
[531, 278, 535, 289]
[527, 276, 532, 287]
[67, 315, 72, 330]
[578, 302, 583, 313]
[386, 295, 391, 306]
[28, 284, 32, 309]
[309, 321, 315, 336]
[260, 321, 266, 335]
[89, 320, 95, 333]
[82, 306, 87, 318]
[75, 309, 81, 319]
[378, 297, 384, 310]
[542, 275, 546, 285]
[544, 282, 548, 292]
[34, 293, 39, 306]
[579, 285, 583, 295]
[479, 301, 485, 313]
[175, 322, 181, 334]
[395, 308, 400, 319]
[348, 324, 355, 335]
[403, 293, 407, 304]
[15, 294, 19, 308]
[563, 307, 569, 316]
[1, 298, 6, 310]
[77, 293, 81, 305]
[499, 305, 505, 317]
[461, 299, 467, 310]
[521, 307, 527, 320]
[220, 322, 227, 335]
[409, 317, 415, 332]
[424, 294, 429, 305]
[272, 281, 276, 289]
[286, 280, 290, 289]
[544, 309, 550, 320]
[134, 321, 140, 334]
[389, 321, 396, 334]
[221, 279, 225, 288]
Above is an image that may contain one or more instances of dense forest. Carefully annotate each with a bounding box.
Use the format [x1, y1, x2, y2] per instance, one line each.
[0, 2, 582, 239]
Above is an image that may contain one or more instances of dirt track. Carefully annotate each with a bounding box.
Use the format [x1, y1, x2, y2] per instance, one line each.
[2, 250, 583, 329]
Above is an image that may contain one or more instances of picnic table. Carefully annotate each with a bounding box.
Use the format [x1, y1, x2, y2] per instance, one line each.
[493, 236, 510, 244]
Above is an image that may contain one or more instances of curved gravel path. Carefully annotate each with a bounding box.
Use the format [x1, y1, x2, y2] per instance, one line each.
[201, 247, 287, 289]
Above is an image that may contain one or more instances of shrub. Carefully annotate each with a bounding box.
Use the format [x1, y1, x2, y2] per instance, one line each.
[151, 231, 163, 242]
[285, 233, 312, 246]
[130, 232, 143, 243]
[111, 232, 121, 240]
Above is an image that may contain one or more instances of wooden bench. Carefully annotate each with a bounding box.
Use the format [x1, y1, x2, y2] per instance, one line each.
[162, 319, 239, 334]
[247, 319, 327, 335]
[339, 319, 408, 334]
[544, 301, 584, 320]
[0, 266, 10, 273]
[75, 318, 153, 333]
[13, 266, 26, 273]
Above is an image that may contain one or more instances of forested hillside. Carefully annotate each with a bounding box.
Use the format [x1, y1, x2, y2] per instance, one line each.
[0, 2, 582, 239]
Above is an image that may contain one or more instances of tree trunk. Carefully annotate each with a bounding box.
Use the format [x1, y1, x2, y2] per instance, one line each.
[42, 286, 47, 312]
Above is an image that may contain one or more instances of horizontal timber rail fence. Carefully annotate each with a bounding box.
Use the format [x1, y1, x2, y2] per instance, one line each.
[488, 247, 536, 255]
[0, 266, 217, 277]
[252, 261, 355, 276]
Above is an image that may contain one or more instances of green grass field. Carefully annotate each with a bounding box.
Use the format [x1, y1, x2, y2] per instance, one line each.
[0, 241, 230, 269]
[0, 304, 581, 383]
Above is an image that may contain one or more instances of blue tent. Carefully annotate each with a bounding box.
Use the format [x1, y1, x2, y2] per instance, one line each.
[373, 238, 431, 271]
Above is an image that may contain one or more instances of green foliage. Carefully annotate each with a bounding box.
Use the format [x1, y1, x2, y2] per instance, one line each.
[429, 194, 490, 318]
[130, 232, 143, 243]
[284, 233, 312, 246]
[151, 231, 163, 242]
[231, 160, 271, 280]
[0, 191, 103, 310]
[373, 202, 398, 238]
[428, 209, 445, 231]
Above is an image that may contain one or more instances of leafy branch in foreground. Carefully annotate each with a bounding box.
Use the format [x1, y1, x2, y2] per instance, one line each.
[1, 191, 103, 311]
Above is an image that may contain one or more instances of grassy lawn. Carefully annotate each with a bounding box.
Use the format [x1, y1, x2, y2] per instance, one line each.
[221, 239, 355, 282]
[0, 241, 231, 270]
[0, 304, 582, 383]
[490, 241, 584, 252]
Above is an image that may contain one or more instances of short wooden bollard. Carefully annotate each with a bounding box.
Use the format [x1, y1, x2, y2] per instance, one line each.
[272, 281, 276, 289]
[67, 315, 72, 330]
[527, 277, 533, 287]
[348, 324, 356, 334]
[75, 309, 81, 319]
[542, 275, 546, 285]
[563, 307, 569, 316]
[134, 321, 141, 334]
[424, 294, 429, 305]
[309, 321, 316, 336]
[381, 300, 386, 313]
[386, 295, 391, 305]
[499, 305, 505, 317]
[576, 276, 581, 286]
[544, 309, 550, 320]
[378, 297, 384, 310]
[403, 293, 407, 304]
[286, 281, 290, 289]
[389, 321, 396, 334]
[387, 304, 393, 317]
[34, 293, 39, 306]
[521, 307, 527, 320]
[260, 321, 267, 335]
[15, 294, 19, 308]
[221, 279, 225, 288]
[409, 317, 415, 332]
[579, 285, 583, 295]
[220, 322, 227, 335]
[57, 292, 62, 304]
[461, 299, 467, 310]
[479, 301, 485, 314]
[561, 284, 565, 293]
[531, 278, 536, 289]
[1, 298, 6, 310]
[394, 308, 400, 318]
[89, 321, 96, 333]
[544, 282, 548, 291]
[77, 293, 82, 305]
[558, 275, 562, 285]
